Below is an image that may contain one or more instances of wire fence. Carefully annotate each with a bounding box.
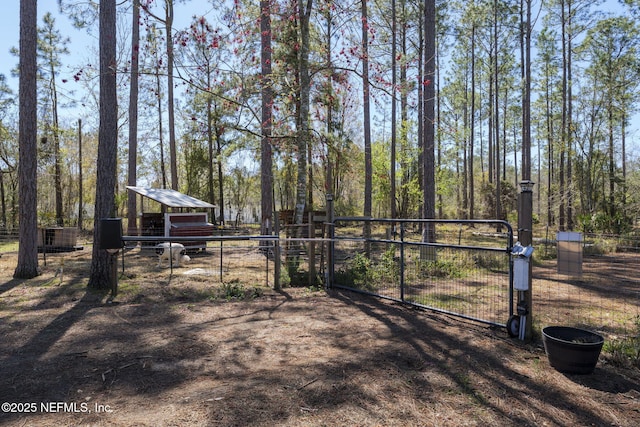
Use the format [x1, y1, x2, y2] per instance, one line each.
[120, 234, 279, 289]
[330, 218, 514, 327]
[533, 232, 640, 337]
[2, 224, 639, 339]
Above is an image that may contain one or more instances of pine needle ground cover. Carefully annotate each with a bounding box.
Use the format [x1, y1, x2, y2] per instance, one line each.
[0, 248, 638, 426]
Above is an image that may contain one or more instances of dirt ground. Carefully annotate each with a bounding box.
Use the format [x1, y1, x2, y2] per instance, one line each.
[0, 249, 639, 426]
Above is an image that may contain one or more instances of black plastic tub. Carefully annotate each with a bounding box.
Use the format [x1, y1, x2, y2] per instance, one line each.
[542, 326, 604, 374]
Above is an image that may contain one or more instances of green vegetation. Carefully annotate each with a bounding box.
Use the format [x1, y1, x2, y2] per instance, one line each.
[220, 281, 247, 300]
[115, 277, 264, 304]
[406, 293, 468, 312]
[220, 280, 264, 301]
[417, 257, 468, 279]
[336, 248, 490, 291]
[335, 253, 377, 291]
[334, 247, 401, 291]
[0, 241, 19, 252]
[603, 316, 640, 368]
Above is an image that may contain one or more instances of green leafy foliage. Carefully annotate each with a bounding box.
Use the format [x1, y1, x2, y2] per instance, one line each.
[335, 252, 374, 290]
[578, 212, 633, 235]
[478, 181, 518, 221]
[220, 280, 263, 301]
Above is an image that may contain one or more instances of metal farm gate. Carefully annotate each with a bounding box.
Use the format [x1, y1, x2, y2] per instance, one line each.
[328, 218, 515, 327]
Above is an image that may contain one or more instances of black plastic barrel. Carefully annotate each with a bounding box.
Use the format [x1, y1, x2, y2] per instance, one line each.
[542, 326, 604, 374]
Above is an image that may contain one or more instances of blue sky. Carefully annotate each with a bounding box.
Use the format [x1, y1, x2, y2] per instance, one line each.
[1, 1, 630, 91]
[0, 0, 629, 97]
[0, 1, 84, 91]
[1, 0, 636, 155]
[0, 1, 216, 97]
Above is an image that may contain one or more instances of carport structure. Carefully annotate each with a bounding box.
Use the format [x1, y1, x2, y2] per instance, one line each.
[126, 186, 216, 250]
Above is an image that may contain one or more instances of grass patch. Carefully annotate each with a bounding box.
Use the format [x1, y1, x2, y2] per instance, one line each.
[0, 241, 19, 252]
[417, 258, 467, 279]
[603, 316, 640, 368]
[116, 280, 141, 295]
[406, 293, 468, 311]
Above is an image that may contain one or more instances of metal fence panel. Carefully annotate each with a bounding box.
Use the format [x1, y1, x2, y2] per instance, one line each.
[329, 218, 514, 327]
[534, 232, 640, 337]
[121, 235, 278, 288]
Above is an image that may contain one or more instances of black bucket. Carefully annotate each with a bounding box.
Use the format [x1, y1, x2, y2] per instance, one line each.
[542, 326, 604, 374]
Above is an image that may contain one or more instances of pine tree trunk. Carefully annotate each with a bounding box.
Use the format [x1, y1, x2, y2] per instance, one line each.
[390, 0, 397, 219]
[127, 0, 140, 236]
[422, 0, 436, 242]
[260, 0, 274, 238]
[294, 0, 312, 231]
[14, 0, 39, 279]
[166, 0, 178, 190]
[89, 0, 118, 290]
[362, 0, 372, 251]
[469, 19, 476, 219]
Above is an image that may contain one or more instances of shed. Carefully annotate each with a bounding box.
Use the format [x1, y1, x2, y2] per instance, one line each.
[127, 186, 216, 250]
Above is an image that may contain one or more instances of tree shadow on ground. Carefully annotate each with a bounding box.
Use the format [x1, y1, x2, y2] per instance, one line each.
[0, 277, 217, 423]
[0, 281, 637, 426]
[317, 290, 627, 426]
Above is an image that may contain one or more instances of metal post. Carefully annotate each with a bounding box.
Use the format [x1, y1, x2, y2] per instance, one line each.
[308, 211, 315, 286]
[518, 180, 534, 340]
[274, 215, 281, 291]
[109, 251, 118, 300]
[326, 193, 334, 289]
[219, 241, 223, 280]
[400, 222, 405, 302]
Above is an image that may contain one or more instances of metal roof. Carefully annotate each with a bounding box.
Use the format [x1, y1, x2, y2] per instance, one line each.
[127, 186, 215, 209]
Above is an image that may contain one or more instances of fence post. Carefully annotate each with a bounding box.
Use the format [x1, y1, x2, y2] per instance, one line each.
[518, 181, 535, 340]
[308, 211, 315, 286]
[400, 221, 405, 302]
[326, 193, 334, 289]
[274, 214, 281, 291]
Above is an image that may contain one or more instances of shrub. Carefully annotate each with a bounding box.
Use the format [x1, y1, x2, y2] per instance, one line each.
[335, 253, 376, 291]
[219, 280, 263, 301]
